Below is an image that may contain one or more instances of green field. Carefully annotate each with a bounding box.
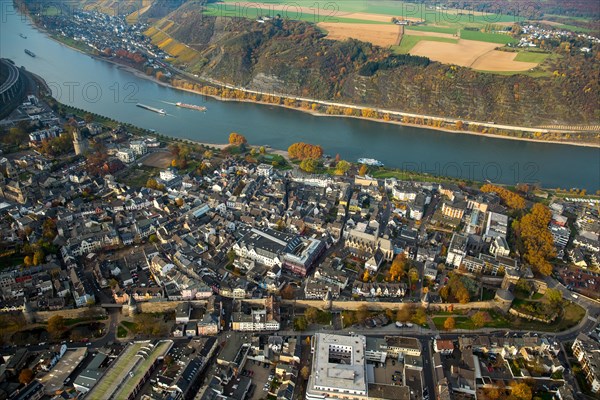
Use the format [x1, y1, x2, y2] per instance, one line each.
[406, 25, 458, 35]
[219, 0, 524, 26]
[460, 29, 517, 44]
[203, 4, 386, 24]
[514, 51, 550, 63]
[392, 35, 458, 54]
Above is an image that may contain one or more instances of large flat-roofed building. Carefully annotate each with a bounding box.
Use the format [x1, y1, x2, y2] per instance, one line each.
[233, 227, 324, 275]
[86, 340, 173, 400]
[306, 333, 368, 400]
[39, 347, 87, 395]
[73, 352, 108, 393]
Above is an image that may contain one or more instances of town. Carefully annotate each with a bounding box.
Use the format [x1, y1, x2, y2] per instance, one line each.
[0, 86, 599, 400]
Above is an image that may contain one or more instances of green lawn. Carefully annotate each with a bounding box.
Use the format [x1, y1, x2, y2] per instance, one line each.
[392, 35, 458, 54]
[406, 25, 458, 35]
[514, 51, 550, 63]
[117, 325, 128, 338]
[460, 29, 517, 44]
[433, 310, 512, 330]
[121, 320, 137, 331]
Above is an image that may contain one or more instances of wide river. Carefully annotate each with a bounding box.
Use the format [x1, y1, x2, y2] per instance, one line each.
[1, 1, 599, 190]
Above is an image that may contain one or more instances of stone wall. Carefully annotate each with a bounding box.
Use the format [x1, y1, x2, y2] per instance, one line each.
[138, 300, 206, 314]
[33, 307, 106, 322]
[509, 307, 556, 324]
[270, 299, 500, 312]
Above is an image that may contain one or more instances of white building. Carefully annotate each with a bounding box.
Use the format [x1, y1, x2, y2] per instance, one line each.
[116, 148, 135, 164]
[306, 333, 368, 400]
[130, 140, 148, 156]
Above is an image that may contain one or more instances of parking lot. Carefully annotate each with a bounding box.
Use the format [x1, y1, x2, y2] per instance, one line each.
[372, 357, 403, 386]
[243, 360, 274, 400]
[557, 266, 600, 299]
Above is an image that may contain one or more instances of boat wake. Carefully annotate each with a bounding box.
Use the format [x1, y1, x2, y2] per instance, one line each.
[160, 101, 177, 106]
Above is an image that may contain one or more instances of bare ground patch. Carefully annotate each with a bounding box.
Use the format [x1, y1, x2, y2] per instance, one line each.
[409, 39, 497, 67]
[318, 22, 401, 46]
[470, 50, 538, 71]
[141, 151, 172, 168]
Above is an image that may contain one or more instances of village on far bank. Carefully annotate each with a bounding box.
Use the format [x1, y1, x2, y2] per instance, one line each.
[0, 93, 600, 400]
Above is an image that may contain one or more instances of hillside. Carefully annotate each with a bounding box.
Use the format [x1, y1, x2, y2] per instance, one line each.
[143, 2, 599, 127]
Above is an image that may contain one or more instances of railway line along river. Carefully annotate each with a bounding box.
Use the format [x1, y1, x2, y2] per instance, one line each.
[1, 1, 598, 191]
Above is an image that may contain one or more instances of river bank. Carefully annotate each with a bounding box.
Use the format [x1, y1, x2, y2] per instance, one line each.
[34, 18, 599, 149]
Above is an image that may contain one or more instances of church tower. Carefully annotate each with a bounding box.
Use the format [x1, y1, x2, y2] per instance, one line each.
[23, 298, 35, 324]
[73, 128, 88, 156]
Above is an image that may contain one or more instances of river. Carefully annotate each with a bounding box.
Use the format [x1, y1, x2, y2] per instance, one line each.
[1, 1, 598, 191]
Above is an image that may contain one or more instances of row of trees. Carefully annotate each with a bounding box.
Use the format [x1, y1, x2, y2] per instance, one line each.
[287, 142, 323, 160]
[481, 184, 526, 210]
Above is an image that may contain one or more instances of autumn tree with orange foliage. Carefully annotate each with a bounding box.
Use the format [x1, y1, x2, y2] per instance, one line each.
[287, 142, 323, 160]
[389, 253, 408, 281]
[512, 203, 555, 275]
[481, 184, 525, 210]
[358, 164, 368, 176]
[229, 132, 247, 146]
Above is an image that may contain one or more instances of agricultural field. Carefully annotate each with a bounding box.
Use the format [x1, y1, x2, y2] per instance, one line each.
[459, 29, 517, 44]
[203, 0, 550, 73]
[318, 22, 401, 47]
[514, 51, 551, 63]
[392, 35, 458, 54]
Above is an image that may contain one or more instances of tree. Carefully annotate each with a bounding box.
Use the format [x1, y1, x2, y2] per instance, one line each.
[288, 142, 323, 160]
[259, 146, 266, 154]
[300, 157, 319, 173]
[362, 269, 370, 282]
[545, 288, 563, 307]
[149, 234, 158, 243]
[444, 316, 456, 331]
[47, 315, 65, 338]
[358, 164, 368, 176]
[481, 184, 525, 210]
[334, 160, 350, 175]
[510, 382, 532, 400]
[456, 286, 470, 304]
[439, 285, 450, 301]
[411, 307, 427, 325]
[514, 204, 555, 275]
[396, 306, 411, 322]
[280, 285, 295, 300]
[33, 249, 45, 266]
[471, 311, 489, 328]
[304, 307, 319, 324]
[18, 368, 34, 385]
[294, 316, 308, 331]
[389, 253, 407, 281]
[341, 310, 356, 327]
[227, 250, 236, 265]
[300, 365, 310, 380]
[408, 267, 419, 286]
[356, 305, 370, 322]
[23, 255, 32, 267]
[228, 132, 247, 146]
